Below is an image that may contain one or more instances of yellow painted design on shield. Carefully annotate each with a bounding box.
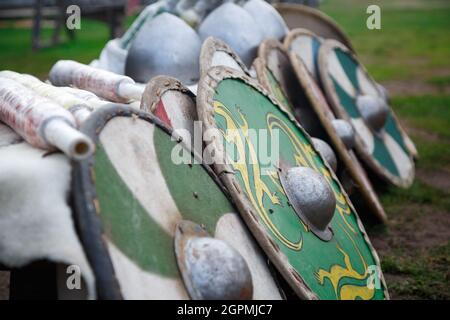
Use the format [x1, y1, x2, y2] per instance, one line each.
[315, 240, 375, 300]
[315, 245, 374, 300]
[214, 100, 304, 250]
[314, 220, 374, 300]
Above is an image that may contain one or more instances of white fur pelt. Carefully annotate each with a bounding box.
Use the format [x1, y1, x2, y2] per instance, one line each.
[0, 123, 22, 147]
[90, 38, 127, 75]
[0, 139, 96, 299]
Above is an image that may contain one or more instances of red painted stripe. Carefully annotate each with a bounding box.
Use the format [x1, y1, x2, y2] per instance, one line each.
[154, 100, 172, 128]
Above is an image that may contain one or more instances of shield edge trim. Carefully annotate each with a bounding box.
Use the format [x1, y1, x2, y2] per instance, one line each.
[284, 27, 323, 51]
[318, 39, 415, 188]
[140, 75, 196, 114]
[196, 66, 389, 300]
[273, 3, 354, 52]
[200, 37, 251, 78]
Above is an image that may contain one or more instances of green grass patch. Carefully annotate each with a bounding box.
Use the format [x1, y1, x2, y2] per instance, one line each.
[0, 19, 109, 79]
[380, 180, 450, 212]
[427, 75, 450, 89]
[392, 95, 450, 139]
[414, 136, 450, 170]
[389, 95, 450, 169]
[322, 0, 450, 82]
[381, 242, 450, 299]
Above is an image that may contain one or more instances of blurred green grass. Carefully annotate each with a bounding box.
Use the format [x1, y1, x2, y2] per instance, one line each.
[0, 20, 109, 79]
[0, 14, 136, 79]
[393, 95, 450, 170]
[322, 0, 450, 81]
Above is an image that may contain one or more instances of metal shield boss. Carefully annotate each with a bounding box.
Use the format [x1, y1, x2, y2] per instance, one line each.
[198, 3, 264, 67]
[331, 119, 355, 149]
[279, 166, 336, 241]
[175, 220, 253, 300]
[356, 95, 389, 135]
[125, 13, 201, 85]
[312, 138, 337, 172]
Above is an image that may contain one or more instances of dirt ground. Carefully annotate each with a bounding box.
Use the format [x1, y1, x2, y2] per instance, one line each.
[383, 80, 450, 97]
[366, 95, 450, 299]
[368, 199, 450, 299]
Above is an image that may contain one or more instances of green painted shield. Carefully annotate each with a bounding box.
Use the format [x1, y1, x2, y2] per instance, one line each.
[73, 105, 282, 300]
[197, 67, 388, 300]
[318, 40, 415, 188]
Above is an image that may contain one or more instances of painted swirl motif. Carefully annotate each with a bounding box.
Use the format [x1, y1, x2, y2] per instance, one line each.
[214, 101, 304, 250]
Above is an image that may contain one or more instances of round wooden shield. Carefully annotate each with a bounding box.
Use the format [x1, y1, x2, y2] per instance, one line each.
[318, 40, 415, 188]
[289, 52, 387, 223]
[72, 104, 283, 300]
[284, 28, 323, 81]
[200, 37, 250, 77]
[197, 66, 389, 300]
[273, 3, 354, 52]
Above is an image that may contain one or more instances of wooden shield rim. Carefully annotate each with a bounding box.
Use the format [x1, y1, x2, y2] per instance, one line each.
[200, 36, 251, 78]
[288, 51, 387, 223]
[318, 39, 415, 188]
[284, 27, 323, 51]
[72, 104, 236, 300]
[254, 39, 296, 112]
[283, 28, 322, 78]
[273, 3, 354, 52]
[140, 75, 196, 114]
[196, 66, 389, 300]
